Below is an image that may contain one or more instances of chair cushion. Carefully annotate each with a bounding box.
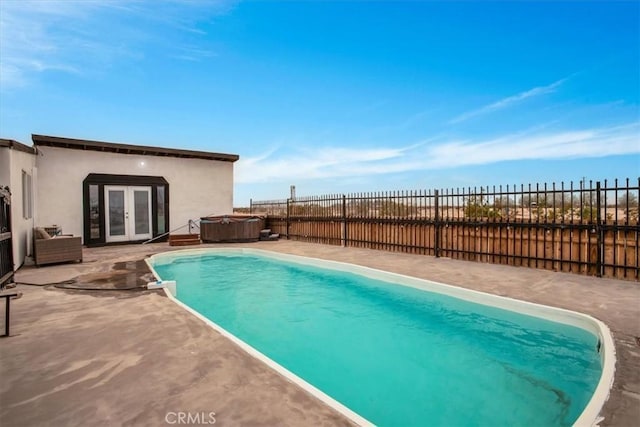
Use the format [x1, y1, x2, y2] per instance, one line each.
[35, 227, 52, 240]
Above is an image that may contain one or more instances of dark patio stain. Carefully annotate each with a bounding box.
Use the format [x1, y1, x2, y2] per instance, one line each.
[112, 259, 149, 273]
[53, 259, 157, 297]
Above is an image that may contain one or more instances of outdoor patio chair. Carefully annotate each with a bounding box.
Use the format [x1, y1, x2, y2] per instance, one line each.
[33, 227, 83, 267]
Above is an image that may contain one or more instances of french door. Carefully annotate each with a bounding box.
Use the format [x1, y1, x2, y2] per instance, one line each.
[105, 186, 152, 243]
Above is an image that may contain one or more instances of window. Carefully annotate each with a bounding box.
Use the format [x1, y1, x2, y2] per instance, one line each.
[157, 186, 166, 234]
[22, 170, 32, 219]
[89, 185, 100, 239]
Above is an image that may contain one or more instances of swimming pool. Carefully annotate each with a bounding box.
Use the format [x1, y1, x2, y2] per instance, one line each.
[148, 248, 615, 426]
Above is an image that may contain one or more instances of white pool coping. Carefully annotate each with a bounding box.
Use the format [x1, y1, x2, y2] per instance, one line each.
[146, 247, 616, 427]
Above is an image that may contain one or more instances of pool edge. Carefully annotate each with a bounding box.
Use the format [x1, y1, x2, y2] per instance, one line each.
[146, 247, 616, 427]
[144, 252, 374, 427]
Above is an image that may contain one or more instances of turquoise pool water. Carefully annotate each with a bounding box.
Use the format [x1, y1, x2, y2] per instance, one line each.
[153, 252, 602, 427]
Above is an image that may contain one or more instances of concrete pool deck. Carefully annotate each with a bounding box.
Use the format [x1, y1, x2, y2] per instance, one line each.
[1, 241, 638, 426]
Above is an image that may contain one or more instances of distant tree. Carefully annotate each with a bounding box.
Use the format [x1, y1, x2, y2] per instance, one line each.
[581, 206, 597, 222]
[378, 201, 414, 218]
[290, 203, 325, 216]
[347, 200, 370, 217]
[464, 193, 500, 218]
[570, 195, 581, 208]
[551, 192, 573, 208]
[491, 196, 515, 218]
[581, 190, 597, 207]
[617, 192, 638, 208]
[493, 196, 515, 209]
[518, 193, 549, 207]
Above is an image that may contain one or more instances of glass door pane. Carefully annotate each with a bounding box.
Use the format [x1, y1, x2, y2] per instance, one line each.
[157, 186, 166, 234]
[89, 185, 101, 239]
[134, 190, 150, 234]
[105, 186, 128, 242]
[108, 190, 125, 236]
[129, 186, 152, 241]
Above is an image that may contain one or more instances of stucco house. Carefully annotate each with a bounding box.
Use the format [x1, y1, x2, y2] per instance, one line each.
[0, 134, 238, 272]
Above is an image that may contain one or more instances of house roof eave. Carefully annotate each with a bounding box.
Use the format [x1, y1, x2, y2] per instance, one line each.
[31, 134, 239, 163]
[0, 138, 37, 155]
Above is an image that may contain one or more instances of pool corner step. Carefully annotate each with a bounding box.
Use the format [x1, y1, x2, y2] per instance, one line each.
[147, 280, 176, 295]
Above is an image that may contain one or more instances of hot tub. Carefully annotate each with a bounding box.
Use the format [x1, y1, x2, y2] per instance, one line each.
[200, 215, 266, 243]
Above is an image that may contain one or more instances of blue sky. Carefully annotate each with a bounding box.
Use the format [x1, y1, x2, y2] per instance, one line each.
[1, 0, 638, 206]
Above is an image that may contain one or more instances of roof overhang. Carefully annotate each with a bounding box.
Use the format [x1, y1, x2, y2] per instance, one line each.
[0, 138, 37, 155]
[32, 134, 239, 163]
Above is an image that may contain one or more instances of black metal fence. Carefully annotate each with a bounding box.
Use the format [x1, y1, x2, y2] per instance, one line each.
[0, 186, 14, 288]
[250, 178, 640, 281]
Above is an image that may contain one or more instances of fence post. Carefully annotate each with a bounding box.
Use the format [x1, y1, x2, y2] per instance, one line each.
[342, 194, 347, 247]
[434, 189, 440, 257]
[249, 199, 252, 215]
[286, 198, 290, 240]
[596, 181, 603, 277]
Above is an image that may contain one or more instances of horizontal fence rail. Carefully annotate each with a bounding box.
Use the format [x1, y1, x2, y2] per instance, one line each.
[250, 178, 640, 281]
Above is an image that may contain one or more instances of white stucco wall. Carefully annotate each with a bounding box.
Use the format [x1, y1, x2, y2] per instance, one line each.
[4, 148, 37, 269]
[35, 146, 234, 242]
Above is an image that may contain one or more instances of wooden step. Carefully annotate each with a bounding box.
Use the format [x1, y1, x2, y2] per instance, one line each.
[169, 234, 201, 246]
[169, 240, 202, 246]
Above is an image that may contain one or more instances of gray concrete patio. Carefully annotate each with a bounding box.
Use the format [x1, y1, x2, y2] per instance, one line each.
[1, 240, 638, 426]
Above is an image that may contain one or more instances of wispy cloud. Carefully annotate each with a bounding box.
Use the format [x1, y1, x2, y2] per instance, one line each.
[426, 123, 639, 168]
[170, 46, 218, 62]
[236, 145, 413, 184]
[0, 0, 236, 89]
[448, 78, 567, 124]
[235, 122, 640, 183]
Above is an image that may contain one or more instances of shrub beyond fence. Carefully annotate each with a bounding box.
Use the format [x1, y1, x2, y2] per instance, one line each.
[249, 178, 639, 281]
